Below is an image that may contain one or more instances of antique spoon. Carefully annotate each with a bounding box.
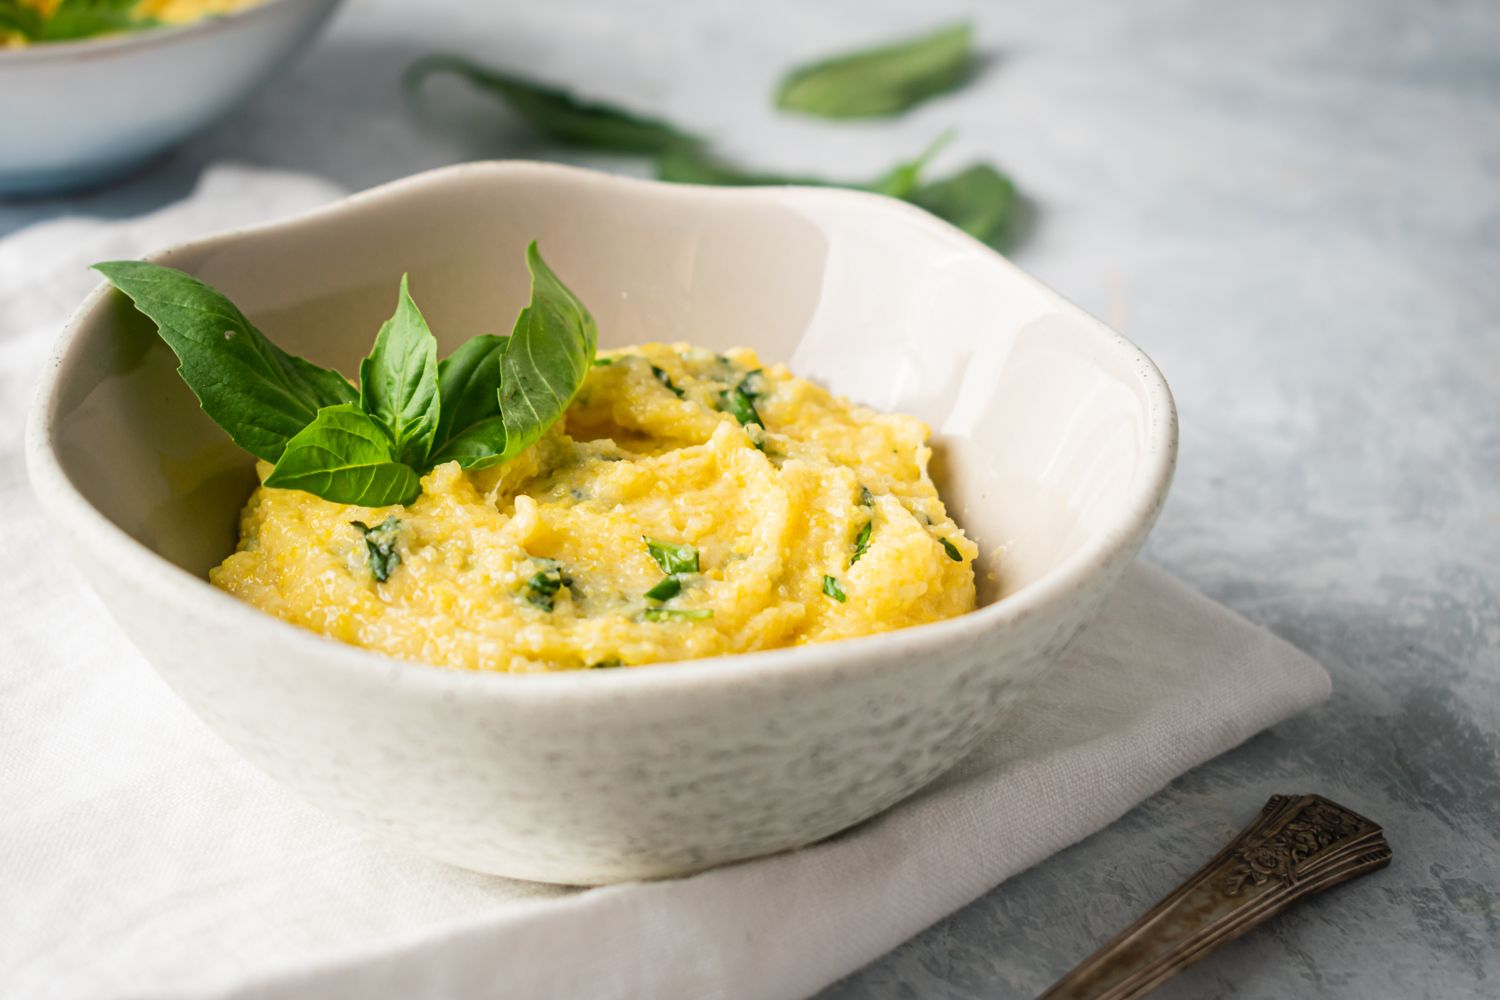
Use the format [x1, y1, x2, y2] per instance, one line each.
[1039, 794, 1392, 1000]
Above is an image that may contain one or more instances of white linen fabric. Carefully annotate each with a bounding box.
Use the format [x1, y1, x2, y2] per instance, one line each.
[0, 166, 1331, 1000]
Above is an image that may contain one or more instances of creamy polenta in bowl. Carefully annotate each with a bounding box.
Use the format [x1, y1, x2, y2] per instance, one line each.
[212, 342, 976, 673]
[30, 163, 1175, 882]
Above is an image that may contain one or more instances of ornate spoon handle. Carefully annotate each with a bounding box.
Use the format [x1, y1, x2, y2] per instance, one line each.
[1039, 794, 1392, 1000]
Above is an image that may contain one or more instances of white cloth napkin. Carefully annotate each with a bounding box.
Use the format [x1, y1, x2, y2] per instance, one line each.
[0, 165, 1331, 1000]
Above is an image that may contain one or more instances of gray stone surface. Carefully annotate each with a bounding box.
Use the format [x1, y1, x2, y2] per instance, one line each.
[5, 0, 1495, 997]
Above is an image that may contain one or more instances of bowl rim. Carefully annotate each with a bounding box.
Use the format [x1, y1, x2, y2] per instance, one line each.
[0, 0, 331, 63]
[25, 160, 1178, 702]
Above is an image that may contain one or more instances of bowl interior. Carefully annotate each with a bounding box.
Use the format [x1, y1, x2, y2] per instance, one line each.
[45, 165, 1169, 610]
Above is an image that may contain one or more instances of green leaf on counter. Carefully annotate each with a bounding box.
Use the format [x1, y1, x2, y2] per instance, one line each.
[775, 22, 975, 119]
[92, 260, 357, 463]
[405, 54, 705, 153]
[911, 163, 1018, 248]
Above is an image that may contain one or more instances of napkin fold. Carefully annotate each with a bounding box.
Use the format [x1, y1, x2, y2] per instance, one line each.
[0, 166, 1330, 1000]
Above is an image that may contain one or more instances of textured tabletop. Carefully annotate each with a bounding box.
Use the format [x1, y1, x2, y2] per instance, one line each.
[5, 1, 1495, 997]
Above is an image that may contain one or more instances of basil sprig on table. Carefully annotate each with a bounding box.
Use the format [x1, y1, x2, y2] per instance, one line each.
[93, 242, 597, 508]
[775, 22, 975, 119]
[404, 55, 705, 154]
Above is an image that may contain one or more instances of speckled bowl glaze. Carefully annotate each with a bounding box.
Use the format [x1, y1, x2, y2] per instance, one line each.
[0, 0, 342, 196]
[27, 162, 1176, 884]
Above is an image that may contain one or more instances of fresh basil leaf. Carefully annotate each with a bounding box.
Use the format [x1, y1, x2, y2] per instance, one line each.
[775, 22, 975, 119]
[427, 334, 510, 468]
[822, 575, 848, 602]
[351, 516, 402, 583]
[940, 537, 964, 562]
[0, 0, 43, 38]
[644, 537, 699, 575]
[405, 55, 704, 153]
[359, 274, 440, 467]
[655, 147, 830, 188]
[859, 485, 875, 507]
[657, 144, 1018, 250]
[910, 163, 1018, 248]
[850, 521, 873, 565]
[651, 364, 685, 398]
[497, 243, 598, 462]
[35, 0, 151, 41]
[867, 130, 954, 199]
[720, 383, 762, 427]
[265, 404, 421, 506]
[524, 561, 572, 611]
[92, 261, 357, 463]
[641, 608, 713, 622]
[644, 575, 683, 602]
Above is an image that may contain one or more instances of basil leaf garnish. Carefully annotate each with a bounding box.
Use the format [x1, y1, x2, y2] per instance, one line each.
[644, 538, 699, 575]
[264, 404, 421, 506]
[651, 365, 685, 398]
[644, 576, 683, 602]
[940, 537, 964, 562]
[910, 164, 1018, 248]
[497, 242, 599, 462]
[428, 334, 510, 468]
[0, 0, 43, 38]
[351, 516, 402, 583]
[405, 55, 704, 153]
[822, 575, 848, 602]
[775, 22, 975, 119]
[32, 0, 152, 42]
[92, 261, 357, 463]
[359, 275, 440, 467]
[850, 521, 872, 565]
[720, 383, 762, 427]
[642, 608, 713, 622]
[525, 561, 572, 611]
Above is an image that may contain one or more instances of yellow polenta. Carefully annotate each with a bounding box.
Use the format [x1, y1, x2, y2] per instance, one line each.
[210, 344, 977, 672]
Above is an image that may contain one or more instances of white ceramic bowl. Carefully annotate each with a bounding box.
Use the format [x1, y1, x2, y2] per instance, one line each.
[27, 162, 1176, 884]
[0, 0, 342, 196]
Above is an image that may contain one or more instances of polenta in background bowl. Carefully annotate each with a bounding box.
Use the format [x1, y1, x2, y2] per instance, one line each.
[27, 162, 1176, 884]
[0, 0, 342, 196]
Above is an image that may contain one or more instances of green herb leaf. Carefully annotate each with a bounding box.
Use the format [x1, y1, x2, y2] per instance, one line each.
[92, 261, 357, 463]
[589, 658, 624, 669]
[720, 383, 762, 427]
[859, 485, 875, 507]
[822, 575, 848, 602]
[351, 516, 402, 583]
[912, 164, 1018, 248]
[428, 333, 510, 468]
[655, 147, 829, 188]
[35, 0, 151, 41]
[940, 537, 964, 561]
[642, 608, 713, 622]
[651, 364, 685, 398]
[359, 274, 440, 467]
[644, 576, 683, 602]
[525, 561, 572, 611]
[497, 243, 599, 462]
[850, 521, 873, 566]
[0, 0, 43, 38]
[867, 130, 955, 200]
[264, 404, 421, 506]
[775, 22, 975, 119]
[405, 54, 704, 153]
[644, 537, 699, 575]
